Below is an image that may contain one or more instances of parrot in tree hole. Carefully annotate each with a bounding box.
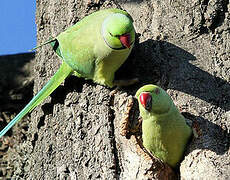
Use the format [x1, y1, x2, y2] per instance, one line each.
[135, 84, 192, 168]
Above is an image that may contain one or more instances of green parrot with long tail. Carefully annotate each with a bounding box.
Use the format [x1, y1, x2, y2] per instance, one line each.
[0, 8, 135, 138]
[135, 84, 192, 168]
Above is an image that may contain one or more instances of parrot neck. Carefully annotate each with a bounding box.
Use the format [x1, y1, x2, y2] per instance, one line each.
[102, 32, 126, 50]
[141, 102, 177, 122]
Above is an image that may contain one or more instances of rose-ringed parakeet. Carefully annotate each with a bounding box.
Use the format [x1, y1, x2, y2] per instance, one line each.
[0, 8, 135, 138]
[135, 84, 192, 168]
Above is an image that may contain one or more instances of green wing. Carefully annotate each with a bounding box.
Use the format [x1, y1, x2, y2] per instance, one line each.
[54, 9, 132, 79]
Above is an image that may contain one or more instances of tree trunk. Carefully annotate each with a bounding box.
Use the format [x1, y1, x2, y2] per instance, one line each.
[6, 0, 230, 179]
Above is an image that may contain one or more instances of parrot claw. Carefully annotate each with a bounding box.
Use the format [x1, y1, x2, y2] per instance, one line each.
[192, 120, 202, 138]
[120, 94, 176, 178]
[109, 89, 119, 97]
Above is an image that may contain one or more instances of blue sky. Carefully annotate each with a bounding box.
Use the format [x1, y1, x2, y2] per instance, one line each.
[0, 1, 36, 55]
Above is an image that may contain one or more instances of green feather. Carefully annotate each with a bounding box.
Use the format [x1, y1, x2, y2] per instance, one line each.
[136, 84, 192, 168]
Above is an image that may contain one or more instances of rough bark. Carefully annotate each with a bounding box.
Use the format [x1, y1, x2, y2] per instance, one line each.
[0, 53, 35, 178]
[1, 0, 230, 179]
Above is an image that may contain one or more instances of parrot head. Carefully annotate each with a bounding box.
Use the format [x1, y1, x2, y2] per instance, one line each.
[135, 84, 173, 115]
[102, 13, 135, 50]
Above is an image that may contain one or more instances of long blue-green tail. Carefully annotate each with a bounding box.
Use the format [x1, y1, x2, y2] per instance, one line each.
[0, 62, 73, 138]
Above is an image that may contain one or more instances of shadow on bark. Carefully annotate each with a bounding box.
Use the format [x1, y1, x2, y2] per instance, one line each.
[116, 38, 230, 111]
[182, 112, 229, 155]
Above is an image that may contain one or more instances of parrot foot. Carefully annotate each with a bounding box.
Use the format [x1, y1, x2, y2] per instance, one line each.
[113, 78, 139, 87]
[182, 111, 202, 138]
[109, 89, 119, 97]
[185, 118, 202, 138]
[192, 120, 202, 138]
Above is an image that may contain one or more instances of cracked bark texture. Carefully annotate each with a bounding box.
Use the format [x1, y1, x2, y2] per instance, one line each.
[3, 0, 230, 179]
[0, 53, 35, 178]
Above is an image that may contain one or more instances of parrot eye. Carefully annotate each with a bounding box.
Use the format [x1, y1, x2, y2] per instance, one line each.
[154, 88, 160, 95]
[109, 32, 119, 38]
[145, 96, 152, 111]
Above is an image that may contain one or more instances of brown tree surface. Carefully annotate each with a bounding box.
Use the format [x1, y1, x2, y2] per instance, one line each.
[1, 0, 229, 179]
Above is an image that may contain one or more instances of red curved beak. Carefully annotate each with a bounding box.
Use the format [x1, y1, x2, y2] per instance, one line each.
[119, 33, 131, 48]
[139, 92, 152, 111]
